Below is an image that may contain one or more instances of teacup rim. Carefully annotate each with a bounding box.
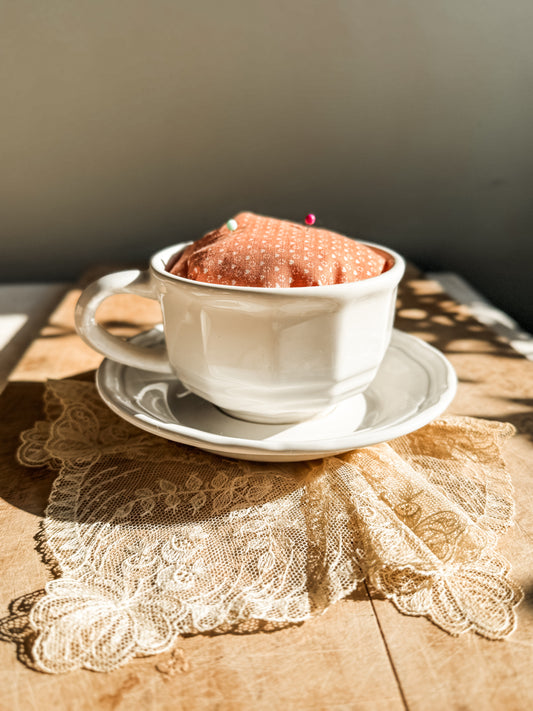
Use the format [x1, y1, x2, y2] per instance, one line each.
[150, 240, 406, 294]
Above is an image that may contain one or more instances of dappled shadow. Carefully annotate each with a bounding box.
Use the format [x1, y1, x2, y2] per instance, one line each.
[481, 398, 533, 445]
[395, 271, 524, 359]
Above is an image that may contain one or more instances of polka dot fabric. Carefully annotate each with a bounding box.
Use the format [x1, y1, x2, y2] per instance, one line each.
[168, 212, 390, 287]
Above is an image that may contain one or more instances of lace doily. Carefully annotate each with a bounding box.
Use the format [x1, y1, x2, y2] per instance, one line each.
[15, 380, 522, 673]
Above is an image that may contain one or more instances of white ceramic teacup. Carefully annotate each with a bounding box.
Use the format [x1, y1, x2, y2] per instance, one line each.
[75, 241, 405, 424]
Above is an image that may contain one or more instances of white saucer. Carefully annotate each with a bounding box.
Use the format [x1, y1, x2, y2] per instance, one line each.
[96, 327, 457, 462]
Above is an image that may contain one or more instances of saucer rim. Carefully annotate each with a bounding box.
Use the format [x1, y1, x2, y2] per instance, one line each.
[96, 328, 457, 458]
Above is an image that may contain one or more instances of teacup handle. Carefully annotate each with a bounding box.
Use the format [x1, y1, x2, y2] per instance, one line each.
[75, 269, 173, 374]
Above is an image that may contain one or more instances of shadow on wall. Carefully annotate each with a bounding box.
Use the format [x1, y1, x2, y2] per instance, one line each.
[2, 1, 533, 331]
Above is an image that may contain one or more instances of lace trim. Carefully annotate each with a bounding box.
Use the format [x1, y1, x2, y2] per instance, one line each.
[12, 380, 522, 673]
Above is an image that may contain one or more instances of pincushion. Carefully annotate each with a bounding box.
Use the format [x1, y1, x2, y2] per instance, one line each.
[167, 212, 390, 287]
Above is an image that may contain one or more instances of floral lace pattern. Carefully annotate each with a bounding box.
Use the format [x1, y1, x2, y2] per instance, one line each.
[16, 380, 522, 673]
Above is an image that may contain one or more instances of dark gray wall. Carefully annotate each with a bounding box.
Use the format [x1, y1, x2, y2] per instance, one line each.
[2, 1, 533, 330]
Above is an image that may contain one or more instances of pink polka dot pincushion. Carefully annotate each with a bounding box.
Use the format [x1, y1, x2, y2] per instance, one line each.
[167, 212, 390, 287]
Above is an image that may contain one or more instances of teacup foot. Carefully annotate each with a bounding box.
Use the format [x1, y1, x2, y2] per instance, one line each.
[218, 400, 356, 426]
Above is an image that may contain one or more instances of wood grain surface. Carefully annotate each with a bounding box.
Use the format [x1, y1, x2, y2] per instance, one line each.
[0, 267, 532, 711]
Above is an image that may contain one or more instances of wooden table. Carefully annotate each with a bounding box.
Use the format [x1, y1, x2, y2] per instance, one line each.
[0, 268, 532, 711]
